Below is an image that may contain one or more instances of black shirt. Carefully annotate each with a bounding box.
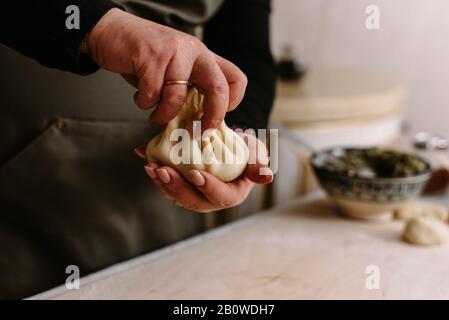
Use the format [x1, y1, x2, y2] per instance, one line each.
[0, 0, 276, 130]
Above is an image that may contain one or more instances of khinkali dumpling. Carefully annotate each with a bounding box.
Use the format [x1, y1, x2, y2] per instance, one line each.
[402, 216, 449, 246]
[146, 87, 249, 182]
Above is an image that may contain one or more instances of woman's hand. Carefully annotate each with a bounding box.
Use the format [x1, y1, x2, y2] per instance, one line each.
[135, 133, 273, 212]
[83, 8, 247, 130]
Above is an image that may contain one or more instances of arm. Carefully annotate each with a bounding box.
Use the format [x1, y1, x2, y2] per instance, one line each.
[0, 2, 244, 130]
[0, 0, 122, 74]
[203, 0, 277, 130]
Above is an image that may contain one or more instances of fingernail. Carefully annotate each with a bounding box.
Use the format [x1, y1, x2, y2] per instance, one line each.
[189, 170, 205, 186]
[156, 168, 171, 184]
[148, 161, 159, 169]
[259, 167, 274, 183]
[144, 165, 157, 179]
[259, 167, 273, 176]
[134, 147, 146, 159]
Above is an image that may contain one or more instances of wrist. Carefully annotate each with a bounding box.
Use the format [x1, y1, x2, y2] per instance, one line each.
[82, 7, 124, 57]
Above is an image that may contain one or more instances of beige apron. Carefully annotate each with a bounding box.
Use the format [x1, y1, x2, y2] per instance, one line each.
[0, 0, 224, 299]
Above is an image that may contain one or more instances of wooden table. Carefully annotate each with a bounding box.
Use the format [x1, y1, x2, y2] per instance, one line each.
[31, 191, 449, 300]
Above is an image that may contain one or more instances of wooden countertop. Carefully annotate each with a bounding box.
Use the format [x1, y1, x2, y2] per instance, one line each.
[32, 191, 449, 300]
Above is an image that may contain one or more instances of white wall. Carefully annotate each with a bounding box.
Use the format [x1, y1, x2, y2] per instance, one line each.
[271, 0, 449, 136]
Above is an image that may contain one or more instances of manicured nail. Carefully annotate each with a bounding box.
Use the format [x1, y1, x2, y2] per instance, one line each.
[144, 165, 157, 179]
[189, 170, 205, 186]
[259, 167, 274, 183]
[156, 168, 171, 184]
[134, 147, 146, 159]
[259, 167, 273, 176]
[148, 161, 159, 169]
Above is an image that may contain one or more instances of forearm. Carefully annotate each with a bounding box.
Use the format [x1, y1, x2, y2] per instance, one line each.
[203, 0, 277, 130]
[0, 0, 122, 74]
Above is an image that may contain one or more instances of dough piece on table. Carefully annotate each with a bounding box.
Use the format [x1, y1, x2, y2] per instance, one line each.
[146, 87, 249, 182]
[402, 217, 449, 246]
[394, 203, 449, 222]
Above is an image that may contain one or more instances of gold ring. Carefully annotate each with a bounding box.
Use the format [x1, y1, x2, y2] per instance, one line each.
[164, 80, 192, 86]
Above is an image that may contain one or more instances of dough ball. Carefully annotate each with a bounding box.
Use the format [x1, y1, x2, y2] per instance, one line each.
[394, 202, 449, 222]
[146, 88, 249, 182]
[402, 217, 449, 246]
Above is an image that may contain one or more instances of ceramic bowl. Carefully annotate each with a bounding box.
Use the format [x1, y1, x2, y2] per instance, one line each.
[311, 147, 432, 220]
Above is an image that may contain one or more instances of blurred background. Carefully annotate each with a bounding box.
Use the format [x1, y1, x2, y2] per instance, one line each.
[271, 0, 449, 134]
[269, 0, 449, 205]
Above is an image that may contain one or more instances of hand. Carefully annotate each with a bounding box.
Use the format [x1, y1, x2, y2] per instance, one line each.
[135, 133, 273, 213]
[83, 8, 247, 130]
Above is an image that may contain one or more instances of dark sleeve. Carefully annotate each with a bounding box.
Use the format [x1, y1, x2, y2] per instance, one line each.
[0, 0, 123, 75]
[203, 0, 277, 130]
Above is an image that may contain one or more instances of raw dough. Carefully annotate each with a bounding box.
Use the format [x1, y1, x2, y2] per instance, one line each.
[394, 203, 448, 222]
[402, 217, 449, 246]
[146, 87, 249, 182]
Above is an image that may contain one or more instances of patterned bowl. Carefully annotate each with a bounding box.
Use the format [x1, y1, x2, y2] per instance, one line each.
[311, 147, 432, 220]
